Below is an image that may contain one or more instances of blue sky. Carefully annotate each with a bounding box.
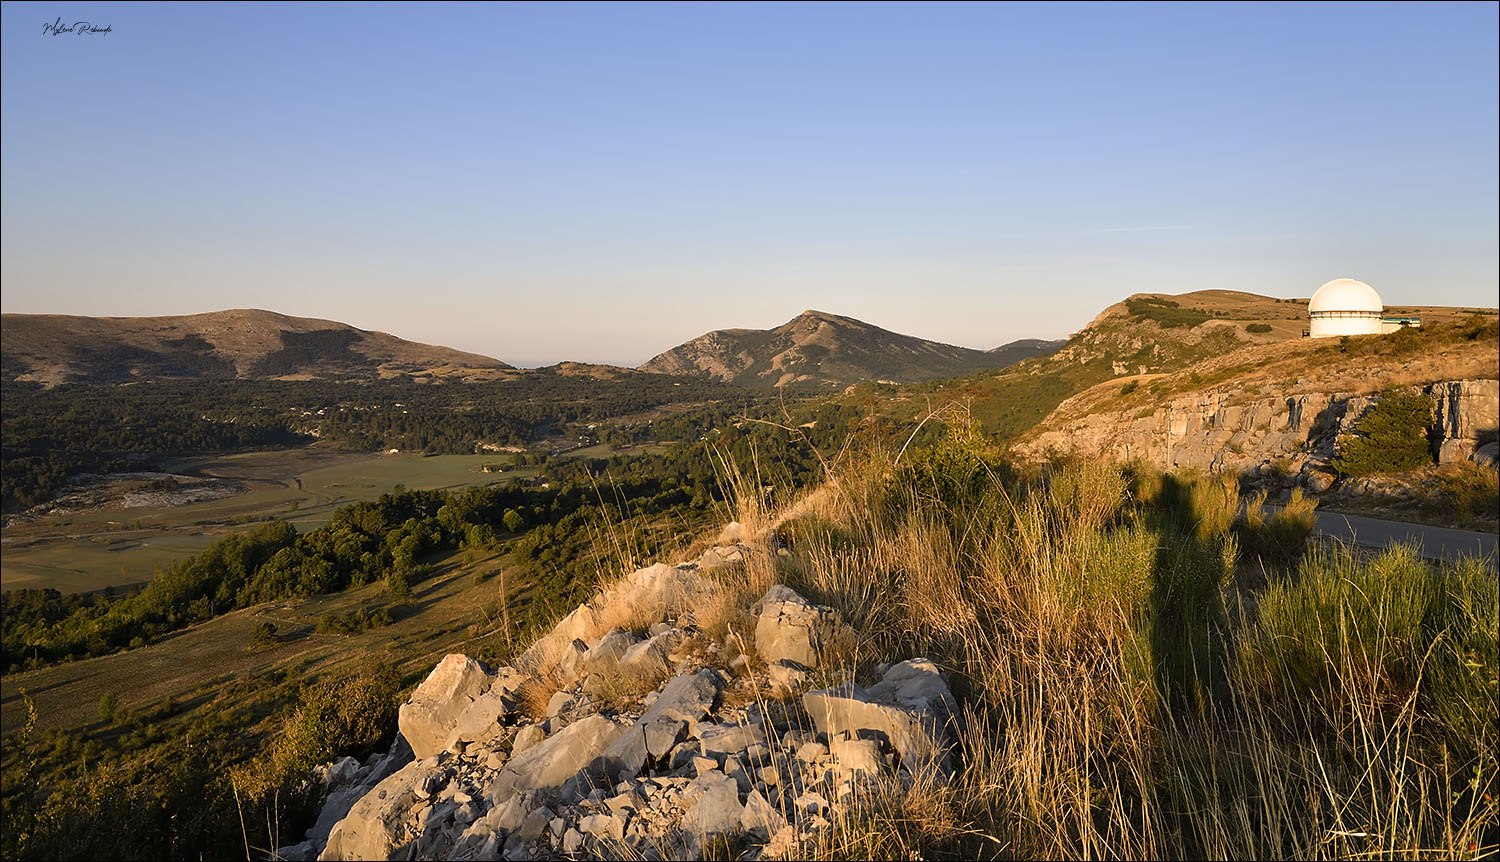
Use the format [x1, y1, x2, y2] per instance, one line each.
[3, 2, 1496, 366]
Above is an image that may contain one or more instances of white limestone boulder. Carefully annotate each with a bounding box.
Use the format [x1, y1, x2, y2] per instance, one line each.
[319, 758, 440, 861]
[581, 629, 641, 674]
[802, 658, 957, 779]
[484, 713, 627, 803]
[600, 670, 722, 780]
[750, 585, 850, 669]
[397, 654, 495, 760]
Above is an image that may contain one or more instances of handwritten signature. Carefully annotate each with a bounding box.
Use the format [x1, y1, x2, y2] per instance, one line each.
[42, 17, 112, 36]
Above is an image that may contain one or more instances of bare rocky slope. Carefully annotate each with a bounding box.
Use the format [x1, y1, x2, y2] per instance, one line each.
[1015, 316, 1500, 504]
[1011, 289, 1486, 379]
[276, 527, 959, 861]
[639, 309, 1059, 389]
[1, 310, 511, 385]
[847, 290, 1496, 452]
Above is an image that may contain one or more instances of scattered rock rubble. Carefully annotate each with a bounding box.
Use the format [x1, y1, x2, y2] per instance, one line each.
[275, 525, 961, 861]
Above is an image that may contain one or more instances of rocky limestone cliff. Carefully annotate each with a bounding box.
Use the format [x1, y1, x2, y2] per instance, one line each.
[1019, 379, 1499, 487]
[275, 530, 959, 861]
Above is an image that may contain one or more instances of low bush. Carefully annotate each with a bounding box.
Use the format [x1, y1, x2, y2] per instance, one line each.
[1126, 297, 1211, 328]
[249, 620, 278, 650]
[1437, 461, 1500, 526]
[1333, 388, 1435, 476]
[1235, 487, 1317, 566]
[315, 605, 394, 634]
[1241, 543, 1497, 764]
[231, 662, 401, 843]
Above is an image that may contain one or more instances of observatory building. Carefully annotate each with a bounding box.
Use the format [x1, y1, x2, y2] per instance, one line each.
[1306, 278, 1419, 338]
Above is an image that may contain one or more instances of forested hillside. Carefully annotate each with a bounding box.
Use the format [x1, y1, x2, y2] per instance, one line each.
[1, 372, 749, 512]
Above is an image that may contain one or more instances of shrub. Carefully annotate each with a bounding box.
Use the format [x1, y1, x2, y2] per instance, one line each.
[1162, 470, 1240, 541]
[249, 620, 278, 650]
[1046, 459, 1130, 535]
[1332, 388, 1434, 476]
[1245, 323, 1272, 334]
[1126, 297, 1211, 328]
[234, 662, 400, 811]
[1437, 461, 1500, 525]
[1119, 380, 1139, 395]
[887, 412, 1014, 542]
[315, 605, 394, 634]
[385, 569, 413, 602]
[1241, 543, 1497, 765]
[1235, 488, 1317, 566]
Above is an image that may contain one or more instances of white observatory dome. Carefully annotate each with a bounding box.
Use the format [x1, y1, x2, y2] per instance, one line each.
[1308, 278, 1383, 314]
[1307, 278, 1384, 337]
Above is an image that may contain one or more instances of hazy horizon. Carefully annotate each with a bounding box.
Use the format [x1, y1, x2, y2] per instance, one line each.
[4, 2, 1496, 366]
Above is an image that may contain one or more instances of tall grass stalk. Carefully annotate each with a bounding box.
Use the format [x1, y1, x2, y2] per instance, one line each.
[763, 423, 1497, 860]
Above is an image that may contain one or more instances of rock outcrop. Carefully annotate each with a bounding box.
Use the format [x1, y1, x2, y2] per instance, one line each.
[1431, 379, 1500, 466]
[283, 537, 961, 862]
[750, 584, 853, 671]
[1021, 378, 1499, 485]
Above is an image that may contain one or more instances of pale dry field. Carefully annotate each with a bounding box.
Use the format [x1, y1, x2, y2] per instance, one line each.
[1, 448, 539, 593]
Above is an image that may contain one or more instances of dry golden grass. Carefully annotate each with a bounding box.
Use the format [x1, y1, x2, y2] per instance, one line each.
[589, 588, 669, 638]
[748, 430, 1498, 860]
[1031, 315, 1499, 442]
[515, 666, 569, 724]
[584, 659, 670, 707]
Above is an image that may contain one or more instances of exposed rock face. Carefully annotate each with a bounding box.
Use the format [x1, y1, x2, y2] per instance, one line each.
[1431, 379, 1500, 465]
[485, 713, 627, 800]
[599, 670, 721, 781]
[515, 561, 716, 677]
[316, 766, 412, 859]
[1022, 379, 1499, 481]
[751, 584, 852, 670]
[397, 654, 499, 760]
[275, 741, 414, 861]
[803, 658, 958, 778]
[301, 535, 961, 862]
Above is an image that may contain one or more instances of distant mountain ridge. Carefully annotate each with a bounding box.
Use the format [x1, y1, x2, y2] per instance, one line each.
[1, 309, 511, 385]
[987, 337, 1068, 366]
[639, 309, 1060, 388]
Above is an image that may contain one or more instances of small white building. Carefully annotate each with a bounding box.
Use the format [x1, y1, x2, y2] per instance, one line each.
[1306, 278, 1417, 337]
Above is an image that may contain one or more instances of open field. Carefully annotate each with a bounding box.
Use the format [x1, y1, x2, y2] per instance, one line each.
[0, 544, 546, 736]
[0, 446, 553, 593]
[1, 441, 680, 594]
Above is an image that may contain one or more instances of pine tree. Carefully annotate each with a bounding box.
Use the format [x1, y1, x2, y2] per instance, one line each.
[1332, 388, 1434, 476]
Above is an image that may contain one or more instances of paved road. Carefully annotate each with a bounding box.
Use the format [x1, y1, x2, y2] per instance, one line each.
[1309, 509, 1497, 565]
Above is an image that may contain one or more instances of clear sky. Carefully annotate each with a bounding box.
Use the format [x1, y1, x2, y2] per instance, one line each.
[3, 2, 1496, 366]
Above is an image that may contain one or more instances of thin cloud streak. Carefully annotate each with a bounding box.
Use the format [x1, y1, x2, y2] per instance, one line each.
[987, 224, 1195, 241]
[1093, 224, 1195, 234]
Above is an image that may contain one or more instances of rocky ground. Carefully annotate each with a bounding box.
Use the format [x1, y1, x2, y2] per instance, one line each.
[1021, 378, 1498, 521]
[276, 528, 958, 861]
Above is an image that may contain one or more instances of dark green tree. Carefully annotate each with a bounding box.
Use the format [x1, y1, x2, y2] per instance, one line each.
[250, 620, 278, 650]
[502, 508, 526, 533]
[1332, 388, 1435, 477]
